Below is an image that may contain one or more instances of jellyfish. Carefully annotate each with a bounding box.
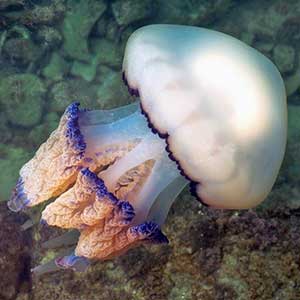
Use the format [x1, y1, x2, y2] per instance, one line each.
[8, 25, 287, 274]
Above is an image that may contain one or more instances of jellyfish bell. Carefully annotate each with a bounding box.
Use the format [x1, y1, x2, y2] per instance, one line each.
[123, 24, 287, 210]
[8, 25, 287, 274]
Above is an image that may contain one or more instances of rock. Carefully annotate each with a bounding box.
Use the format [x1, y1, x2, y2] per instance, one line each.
[7, 24, 30, 39]
[96, 67, 130, 108]
[3, 38, 41, 67]
[71, 38, 122, 82]
[0, 203, 31, 299]
[273, 44, 295, 73]
[0, 74, 46, 127]
[0, 112, 12, 143]
[49, 81, 74, 112]
[155, 0, 233, 26]
[240, 32, 255, 46]
[112, 0, 156, 26]
[255, 42, 274, 55]
[0, 144, 32, 201]
[36, 26, 62, 50]
[42, 52, 69, 82]
[62, 0, 107, 61]
[0, 0, 23, 10]
[71, 59, 98, 82]
[106, 18, 121, 42]
[20, 0, 65, 25]
[28, 112, 60, 147]
[49, 79, 97, 113]
[285, 67, 300, 97]
[91, 38, 122, 69]
[95, 14, 110, 38]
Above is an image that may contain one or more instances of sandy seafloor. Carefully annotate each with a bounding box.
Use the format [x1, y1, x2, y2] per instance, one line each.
[1, 0, 300, 299]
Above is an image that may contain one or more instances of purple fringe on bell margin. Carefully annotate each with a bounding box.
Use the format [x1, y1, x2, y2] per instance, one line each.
[122, 73, 206, 207]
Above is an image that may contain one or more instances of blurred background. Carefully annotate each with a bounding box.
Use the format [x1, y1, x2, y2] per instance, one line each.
[1, 0, 300, 299]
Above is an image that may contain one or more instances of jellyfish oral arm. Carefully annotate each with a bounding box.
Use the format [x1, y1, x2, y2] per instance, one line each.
[8, 101, 188, 274]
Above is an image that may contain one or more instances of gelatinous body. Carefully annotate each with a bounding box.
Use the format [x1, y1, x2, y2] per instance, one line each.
[8, 25, 287, 274]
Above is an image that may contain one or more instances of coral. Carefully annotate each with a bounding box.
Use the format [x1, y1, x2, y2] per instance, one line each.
[0, 74, 46, 127]
[62, 0, 107, 61]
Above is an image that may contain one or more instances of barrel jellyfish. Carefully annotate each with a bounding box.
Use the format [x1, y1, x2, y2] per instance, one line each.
[8, 25, 287, 274]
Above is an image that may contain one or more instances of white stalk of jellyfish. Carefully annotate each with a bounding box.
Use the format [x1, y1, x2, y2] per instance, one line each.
[8, 25, 287, 275]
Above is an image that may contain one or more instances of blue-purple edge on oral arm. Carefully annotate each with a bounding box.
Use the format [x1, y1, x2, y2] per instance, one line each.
[65, 102, 86, 157]
[130, 221, 169, 244]
[80, 168, 136, 225]
[7, 177, 30, 212]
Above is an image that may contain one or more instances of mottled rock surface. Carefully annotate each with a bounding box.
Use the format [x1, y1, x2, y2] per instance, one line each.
[0, 203, 31, 300]
[62, 0, 106, 61]
[0, 74, 46, 127]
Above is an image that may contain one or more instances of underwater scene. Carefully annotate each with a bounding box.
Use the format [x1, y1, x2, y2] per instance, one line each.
[0, 0, 300, 299]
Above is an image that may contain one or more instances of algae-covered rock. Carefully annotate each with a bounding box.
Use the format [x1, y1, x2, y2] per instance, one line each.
[28, 112, 60, 147]
[95, 14, 110, 38]
[273, 44, 295, 73]
[70, 58, 98, 82]
[3, 38, 41, 67]
[62, 0, 107, 61]
[285, 105, 300, 183]
[0, 0, 23, 10]
[96, 67, 130, 108]
[70, 38, 122, 82]
[42, 52, 69, 81]
[0, 203, 31, 299]
[49, 79, 97, 113]
[112, 0, 156, 26]
[0, 144, 31, 202]
[0, 74, 46, 127]
[0, 112, 12, 143]
[36, 26, 63, 50]
[155, 0, 233, 26]
[20, 0, 65, 25]
[91, 38, 122, 69]
[285, 65, 300, 97]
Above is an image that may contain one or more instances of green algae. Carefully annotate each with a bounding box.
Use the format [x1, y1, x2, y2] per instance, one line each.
[0, 74, 46, 127]
[0, 144, 31, 202]
[42, 53, 69, 82]
[62, 0, 107, 62]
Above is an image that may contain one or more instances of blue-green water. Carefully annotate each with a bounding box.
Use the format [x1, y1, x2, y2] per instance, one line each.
[0, 0, 300, 299]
